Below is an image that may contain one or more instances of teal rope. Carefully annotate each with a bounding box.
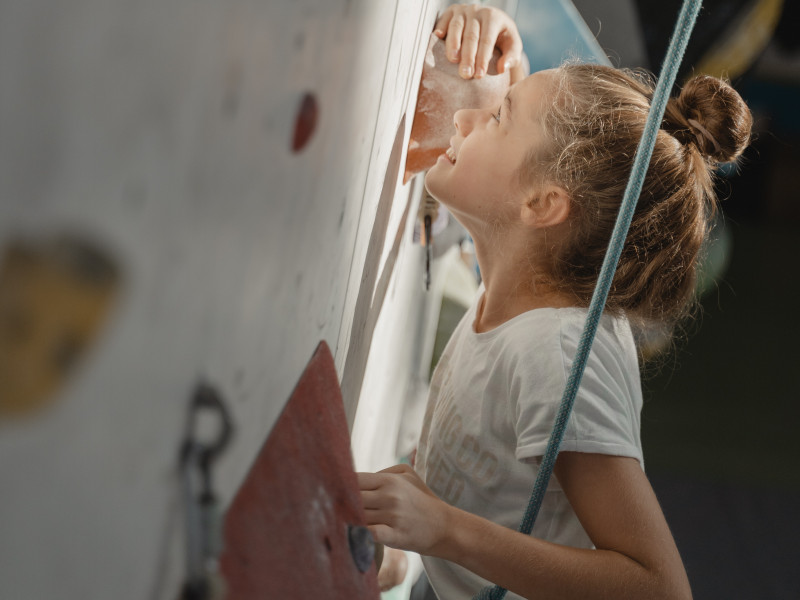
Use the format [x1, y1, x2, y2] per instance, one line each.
[474, 1, 703, 598]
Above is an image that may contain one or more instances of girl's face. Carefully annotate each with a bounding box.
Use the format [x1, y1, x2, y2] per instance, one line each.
[424, 70, 556, 228]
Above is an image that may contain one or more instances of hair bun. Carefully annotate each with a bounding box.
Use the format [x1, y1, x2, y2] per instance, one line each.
[667, 75, 752, 163]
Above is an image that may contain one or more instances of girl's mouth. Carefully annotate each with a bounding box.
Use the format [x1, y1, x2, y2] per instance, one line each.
[445, 146, 456, 164]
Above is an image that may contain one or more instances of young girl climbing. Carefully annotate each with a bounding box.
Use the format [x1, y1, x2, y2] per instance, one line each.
[358, 6, 752, 600]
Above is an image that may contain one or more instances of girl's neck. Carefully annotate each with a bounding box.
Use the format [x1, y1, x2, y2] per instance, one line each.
[471, 232, 574, 334]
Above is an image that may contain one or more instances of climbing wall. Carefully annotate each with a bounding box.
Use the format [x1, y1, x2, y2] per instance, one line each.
[0, 1, 445, 597]
[0, 0, 611, 597]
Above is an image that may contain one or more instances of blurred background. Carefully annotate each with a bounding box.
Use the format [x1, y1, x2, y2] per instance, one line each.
[572, 0, 800, 597]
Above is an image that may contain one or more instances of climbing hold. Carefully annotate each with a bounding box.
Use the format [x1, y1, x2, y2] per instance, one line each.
[347, 525, 375, 573]
[0, 234, 120, 417]
[404, 35, 509, 183]
[220, 342, 379, 598]
[291, 92, 319, 153]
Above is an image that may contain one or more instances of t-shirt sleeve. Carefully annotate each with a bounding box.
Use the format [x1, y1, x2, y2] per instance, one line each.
[512, 313, 643, 466]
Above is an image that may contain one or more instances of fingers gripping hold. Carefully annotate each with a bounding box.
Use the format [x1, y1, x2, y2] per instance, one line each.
[475, 16, 502, 78]
[357, 465, 448, 554]
[459, 17, 482, 78]
[433, 4, 524, 80]
[446, 13, 466, 63]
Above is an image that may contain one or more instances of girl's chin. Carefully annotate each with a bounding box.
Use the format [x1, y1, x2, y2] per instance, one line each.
[424, 158, 457, 203]
[423, 172, 440, 198]
[424, 156, 449, 184]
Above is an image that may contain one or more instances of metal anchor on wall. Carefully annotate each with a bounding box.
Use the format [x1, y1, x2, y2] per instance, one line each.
[178, 382, 234, 600]
[419, 192, 440, 291]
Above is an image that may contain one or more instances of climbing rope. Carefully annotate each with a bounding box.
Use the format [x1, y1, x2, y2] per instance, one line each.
[474, 1, 703, 598]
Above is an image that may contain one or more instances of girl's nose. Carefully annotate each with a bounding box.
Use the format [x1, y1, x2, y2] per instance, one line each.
[453, 108, 482, 134]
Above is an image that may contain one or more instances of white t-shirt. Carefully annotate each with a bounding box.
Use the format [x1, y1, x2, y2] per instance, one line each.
[415, 289, 644, 600]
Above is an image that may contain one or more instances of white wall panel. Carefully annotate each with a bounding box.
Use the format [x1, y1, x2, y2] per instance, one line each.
[0, 1, 445, 597]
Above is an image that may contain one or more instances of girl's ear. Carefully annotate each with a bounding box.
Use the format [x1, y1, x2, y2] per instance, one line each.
[521, 184, 570, 229]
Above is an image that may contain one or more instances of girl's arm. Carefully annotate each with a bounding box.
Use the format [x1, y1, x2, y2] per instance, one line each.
[358, 453, 692, 600]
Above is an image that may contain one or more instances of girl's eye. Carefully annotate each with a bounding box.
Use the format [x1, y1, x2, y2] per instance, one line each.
[493, 107, 501, 123]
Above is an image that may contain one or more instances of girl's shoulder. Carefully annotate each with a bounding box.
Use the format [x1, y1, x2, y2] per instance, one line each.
[488, 305, 637, 369]
[466, 285, 637, 365]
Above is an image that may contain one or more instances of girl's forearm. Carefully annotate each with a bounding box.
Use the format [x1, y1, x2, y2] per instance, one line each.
[432, 504, 691, 600]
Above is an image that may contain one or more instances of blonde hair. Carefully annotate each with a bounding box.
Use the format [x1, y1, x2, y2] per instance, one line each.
[522, 64, 752, 332]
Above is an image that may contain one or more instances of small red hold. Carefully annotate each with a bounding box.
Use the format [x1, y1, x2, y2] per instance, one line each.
[291, 92, 318, 153]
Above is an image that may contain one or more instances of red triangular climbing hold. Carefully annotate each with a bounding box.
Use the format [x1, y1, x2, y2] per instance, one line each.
[220, 341, 379, 599]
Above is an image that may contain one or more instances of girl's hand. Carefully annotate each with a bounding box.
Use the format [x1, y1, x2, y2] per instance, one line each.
[357, 464, 450, 554]
[434, 4, 525, 82]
